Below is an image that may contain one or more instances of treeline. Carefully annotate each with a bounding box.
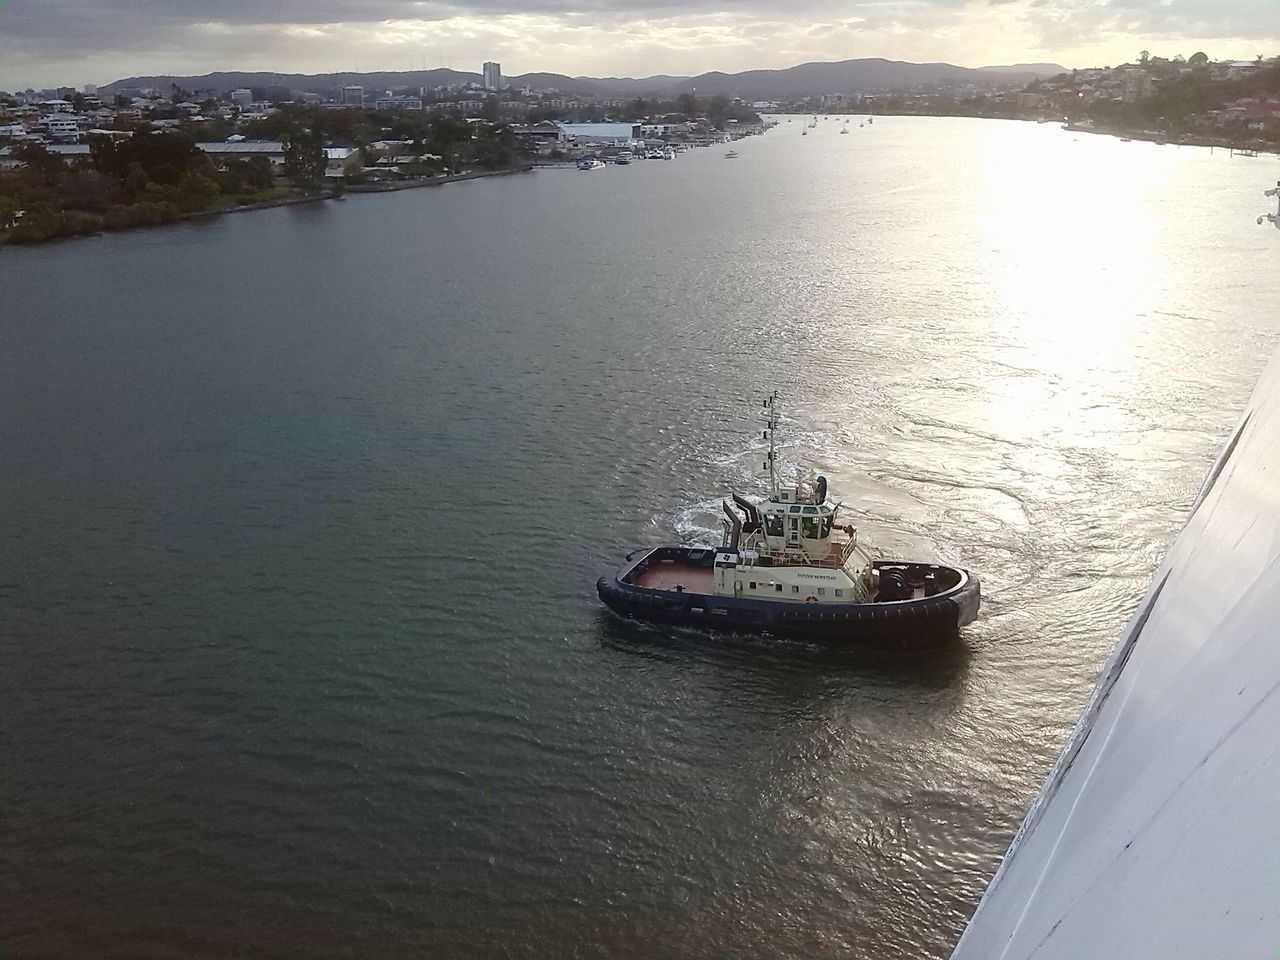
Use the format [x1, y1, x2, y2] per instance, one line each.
[242, 106, 520, 172]
[1, 129, 326, 245]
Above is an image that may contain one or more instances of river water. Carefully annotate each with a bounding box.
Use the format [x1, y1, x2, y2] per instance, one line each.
[4, 117, 1280, 958]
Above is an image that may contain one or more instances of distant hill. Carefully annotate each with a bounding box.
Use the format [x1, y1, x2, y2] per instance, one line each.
[652, 59, 1052, 98]
[979, 63, 1068, 78]
[103, 57, 1063, 100]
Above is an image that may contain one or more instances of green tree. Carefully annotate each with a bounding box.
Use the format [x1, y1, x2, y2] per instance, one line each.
[60, 169, 116, 212]
[176, 170, 221, 212]
[282, 130, 326, 189]
[12, 142, 66, 184]
[125, 163, 150, 198]
[676, 92, 701, 118]
[90, 129, 207, 186]
[708, 95, 730, 128]
[431, 116, 473, 148]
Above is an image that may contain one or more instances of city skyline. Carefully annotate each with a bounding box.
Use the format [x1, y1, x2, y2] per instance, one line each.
[5, 0, 1280, 90]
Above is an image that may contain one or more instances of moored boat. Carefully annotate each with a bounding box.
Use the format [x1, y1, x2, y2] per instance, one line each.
[597, 393, 981, 643]
[576, 157, 605, 170]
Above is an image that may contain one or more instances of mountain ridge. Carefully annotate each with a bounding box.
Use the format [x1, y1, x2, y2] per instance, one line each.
[102, 57, 1068, 99]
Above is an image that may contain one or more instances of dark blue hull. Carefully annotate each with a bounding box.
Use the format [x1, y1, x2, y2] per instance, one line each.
[596, 547, 980, 644]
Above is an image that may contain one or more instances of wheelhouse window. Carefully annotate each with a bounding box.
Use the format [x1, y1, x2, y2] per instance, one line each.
[766, 515, 784, 537]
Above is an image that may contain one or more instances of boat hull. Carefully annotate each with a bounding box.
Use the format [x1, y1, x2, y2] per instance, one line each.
[597, 546, 979, 644]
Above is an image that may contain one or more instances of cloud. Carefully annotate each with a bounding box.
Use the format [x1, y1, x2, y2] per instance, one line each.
[3, 0, 1280, 89]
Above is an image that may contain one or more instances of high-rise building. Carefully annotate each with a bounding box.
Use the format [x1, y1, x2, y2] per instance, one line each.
[342, 85, 365, 107]
[483, 62, 502, 91]
[230, 88, 253, 108]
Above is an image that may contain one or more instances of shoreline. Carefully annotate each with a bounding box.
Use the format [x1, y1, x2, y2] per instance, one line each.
[0, 165, 534, 249]
[346, 165, 534, 193]
[1062, 122, 1279, 154]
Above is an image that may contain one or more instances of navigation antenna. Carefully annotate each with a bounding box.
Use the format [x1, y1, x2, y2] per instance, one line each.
[762, 391, 780, 497]
[1258, 181, 1280, 229]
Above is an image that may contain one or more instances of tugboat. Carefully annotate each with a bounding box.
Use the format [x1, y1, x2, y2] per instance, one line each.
[596, 393, 980, 642]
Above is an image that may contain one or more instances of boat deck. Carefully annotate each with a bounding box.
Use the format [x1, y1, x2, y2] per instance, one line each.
[631, 559, 714, 594]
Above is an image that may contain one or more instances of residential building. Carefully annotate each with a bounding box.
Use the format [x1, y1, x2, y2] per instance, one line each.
[42, 113, 81, 141]
[375, 96, 424, 111]
[483, 61, 502, 91]
[230, 88, 253, 108]
[510, 121, 566, 147]
[342, 86, 365, 107]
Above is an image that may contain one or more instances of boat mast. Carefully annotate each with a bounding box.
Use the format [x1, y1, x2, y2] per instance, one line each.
[763, 391, 780, 497]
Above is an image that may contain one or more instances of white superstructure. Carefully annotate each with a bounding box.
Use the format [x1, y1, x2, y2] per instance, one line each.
[713, 393, 875, 603]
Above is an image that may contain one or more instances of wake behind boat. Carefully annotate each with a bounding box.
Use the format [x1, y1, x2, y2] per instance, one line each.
[597, 393, 980, 643]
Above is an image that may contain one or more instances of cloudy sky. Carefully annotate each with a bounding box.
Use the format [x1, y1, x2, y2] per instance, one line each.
[4, 0, 1280, 89]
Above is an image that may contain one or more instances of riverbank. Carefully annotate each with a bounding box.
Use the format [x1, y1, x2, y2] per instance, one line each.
[1063, 122, 1280, 155]
[0, 165, 535, 248]
[347, 165, 534, 193]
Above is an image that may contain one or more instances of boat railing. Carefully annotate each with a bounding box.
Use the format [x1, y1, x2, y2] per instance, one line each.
[739, 532, 866, 569]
